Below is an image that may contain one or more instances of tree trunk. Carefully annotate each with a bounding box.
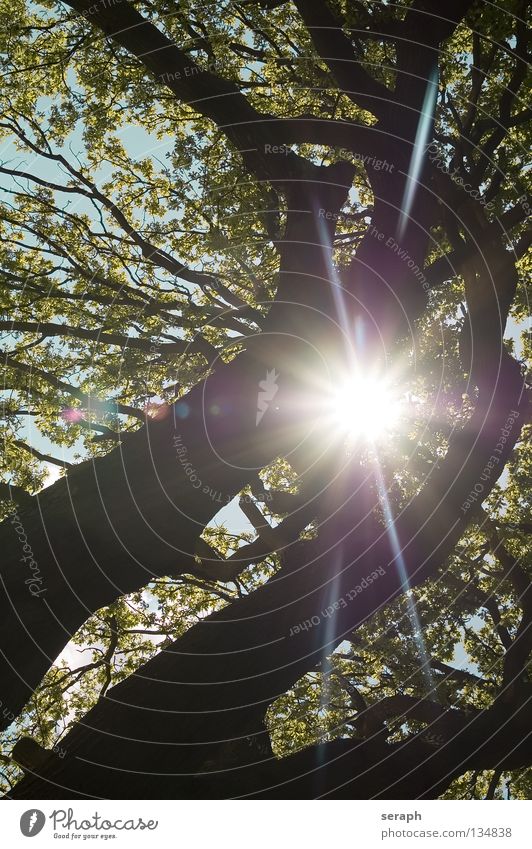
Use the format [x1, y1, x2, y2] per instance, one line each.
[9, 351, 525, 797]
[0, 171, 352, 731]
[0, 345, 305, 730]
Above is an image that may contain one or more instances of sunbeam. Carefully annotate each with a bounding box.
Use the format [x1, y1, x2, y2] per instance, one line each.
[374, 460, 435, 693]
[397, 66, 438, 240]
[327, 371, 402, 443]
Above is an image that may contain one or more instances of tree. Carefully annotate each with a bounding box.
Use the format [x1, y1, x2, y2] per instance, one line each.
[0, 0, 530, 799]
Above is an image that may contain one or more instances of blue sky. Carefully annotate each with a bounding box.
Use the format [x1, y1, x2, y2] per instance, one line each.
[1, 104, 526, 677]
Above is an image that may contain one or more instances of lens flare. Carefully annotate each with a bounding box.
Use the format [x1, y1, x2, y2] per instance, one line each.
[328, 373, 401, 442]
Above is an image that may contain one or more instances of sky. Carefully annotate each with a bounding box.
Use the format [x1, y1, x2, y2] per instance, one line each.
[1, 105, 259, 534]
[1, 78, 526, 683]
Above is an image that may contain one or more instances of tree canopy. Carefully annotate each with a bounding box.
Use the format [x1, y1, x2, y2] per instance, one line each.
[0, 0, 530, 799]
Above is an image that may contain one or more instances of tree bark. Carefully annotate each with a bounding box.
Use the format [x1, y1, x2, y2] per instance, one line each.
[0, 171, 352, 731]
[9, 348, 526, 798]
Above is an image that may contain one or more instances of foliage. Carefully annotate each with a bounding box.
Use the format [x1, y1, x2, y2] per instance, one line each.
[0, 0, 530, 798]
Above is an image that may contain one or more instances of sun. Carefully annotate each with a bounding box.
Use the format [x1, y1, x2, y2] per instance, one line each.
[327, 372, 401, 443]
